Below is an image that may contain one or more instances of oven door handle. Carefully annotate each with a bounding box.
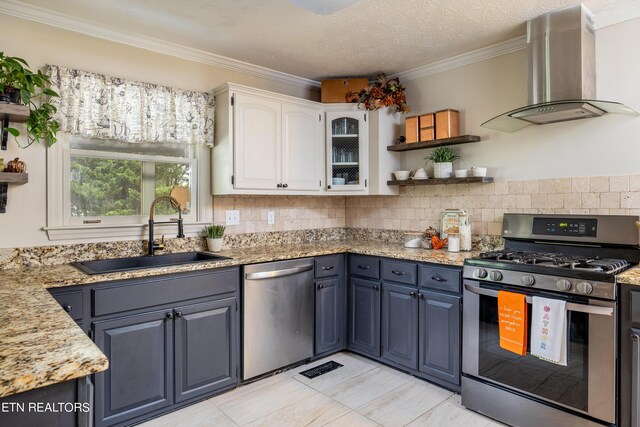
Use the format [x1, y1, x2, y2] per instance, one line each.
[463, 283, 614, 316]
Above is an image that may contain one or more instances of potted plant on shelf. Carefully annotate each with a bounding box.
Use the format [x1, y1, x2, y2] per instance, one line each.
[204, 224, 226, 252]
[425, 147, 460, 178]
[0, 52, 60, 147]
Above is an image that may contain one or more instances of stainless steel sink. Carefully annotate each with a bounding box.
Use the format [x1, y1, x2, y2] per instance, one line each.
[71, 251, 231, 275]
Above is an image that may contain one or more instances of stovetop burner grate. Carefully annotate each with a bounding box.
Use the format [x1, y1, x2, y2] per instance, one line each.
[478, 250, 629, 275]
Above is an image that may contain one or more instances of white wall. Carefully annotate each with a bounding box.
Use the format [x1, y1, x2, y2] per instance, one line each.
[0, 15, 319, 249]
[402, 18, 640, 180]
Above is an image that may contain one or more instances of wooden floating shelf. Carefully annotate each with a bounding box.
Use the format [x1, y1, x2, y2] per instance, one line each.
[387, 135, 481, 152]
[0, 172, 29, 184]
[0, 104, 29, 123]
[387, 176, 493, 186]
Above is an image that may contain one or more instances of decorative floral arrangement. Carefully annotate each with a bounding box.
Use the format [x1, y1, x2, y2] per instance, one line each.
[345, 73, 410, 114]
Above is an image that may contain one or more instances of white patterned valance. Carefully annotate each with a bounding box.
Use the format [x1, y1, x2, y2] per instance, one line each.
[47, 65, 214, 146]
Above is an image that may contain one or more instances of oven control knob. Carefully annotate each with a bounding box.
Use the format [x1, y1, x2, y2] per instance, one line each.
[555, 279, 572, 291]
[474, 268, 488, 279]
[521, 275, 535, 286]
[576, 281, 593, 294]
[489, 271, 503, 281]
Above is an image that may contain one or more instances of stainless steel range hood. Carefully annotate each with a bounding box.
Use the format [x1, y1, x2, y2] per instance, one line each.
[482, 4, 638, 132]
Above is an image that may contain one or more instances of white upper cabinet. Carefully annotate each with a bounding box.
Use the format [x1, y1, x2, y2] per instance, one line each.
[325, 110, 368, 193]
[282, 104, 323, 191]
[233, 93, 281, 190]
[212, 84, 323, 195]
[212, 83, 401, 196]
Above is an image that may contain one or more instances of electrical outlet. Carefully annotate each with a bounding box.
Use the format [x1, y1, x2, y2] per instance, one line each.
[225, 210, 240, 226]
[267, 211, 275, 225]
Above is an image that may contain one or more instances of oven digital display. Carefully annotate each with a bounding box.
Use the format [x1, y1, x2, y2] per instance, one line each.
[532, 217, 597, 237]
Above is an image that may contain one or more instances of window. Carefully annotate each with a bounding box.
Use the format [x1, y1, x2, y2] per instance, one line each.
[46, 135, 211, 240]
[67, 136, 195, 224]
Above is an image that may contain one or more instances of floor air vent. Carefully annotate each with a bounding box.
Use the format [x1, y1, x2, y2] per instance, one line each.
[299, 361, 343, 379]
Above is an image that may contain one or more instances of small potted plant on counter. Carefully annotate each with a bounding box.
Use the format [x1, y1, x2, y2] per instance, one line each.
[204, 224, 226, 252]
[425, 146, 460, 178]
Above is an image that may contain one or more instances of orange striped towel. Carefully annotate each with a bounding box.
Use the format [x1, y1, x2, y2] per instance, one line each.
[498, 291, 528, 356]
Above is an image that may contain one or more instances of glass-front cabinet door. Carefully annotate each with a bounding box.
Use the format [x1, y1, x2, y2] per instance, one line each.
[326, 111, 368, 192]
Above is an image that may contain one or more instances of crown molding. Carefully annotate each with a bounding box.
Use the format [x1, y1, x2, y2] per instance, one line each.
[396, 3, 640, 82]
[0, 0, 321, 90]
[396, 36, 527, 82]
[593, 1, 640, 29]
[2, 0, 638, 89]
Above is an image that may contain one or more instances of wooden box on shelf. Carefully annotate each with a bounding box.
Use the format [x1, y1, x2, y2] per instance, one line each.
[435, 109, 459, 139]
[419, 113, 435, 142]
[321, 78, 369, 103]
[405, 115, 419, 144]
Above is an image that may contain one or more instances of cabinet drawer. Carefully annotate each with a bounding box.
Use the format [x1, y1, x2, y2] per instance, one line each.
[350, 255, 380, 279]
[92, 268, 238, 317]
[382, 260, 417, 285]
[419, 265, 461, 294]
[315, 255, 342, 278]
[51, 290, 83, 321]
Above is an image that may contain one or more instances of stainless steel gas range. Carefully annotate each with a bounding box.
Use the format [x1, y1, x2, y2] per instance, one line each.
[461, 214, 640, 427]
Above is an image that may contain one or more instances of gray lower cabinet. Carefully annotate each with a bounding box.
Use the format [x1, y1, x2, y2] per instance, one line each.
[347, 255, 462, 391]
[348, 277, 381, 357]
[619, 285, 640, 427]
[381, 282, 418, 370]
[174, 298, 237, 403]
[315, 277, 345, 355]
[0, 377, 93, 427]
[93, 309, 174, 427]
[314, 254, 346, 356]
[418, 290, 460, 385]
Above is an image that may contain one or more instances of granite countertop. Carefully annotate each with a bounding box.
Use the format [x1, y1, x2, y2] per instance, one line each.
[0, 239, 477, 398]
[4, 238, 640, 399]
[617, 266, 640, 286]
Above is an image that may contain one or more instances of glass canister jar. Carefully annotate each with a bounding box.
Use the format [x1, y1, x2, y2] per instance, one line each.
[459, 213, 472, 251]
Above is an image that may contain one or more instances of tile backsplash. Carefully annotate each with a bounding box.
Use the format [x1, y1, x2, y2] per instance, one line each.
[213, 196, 346, 234]
[345, 175, 640, 235]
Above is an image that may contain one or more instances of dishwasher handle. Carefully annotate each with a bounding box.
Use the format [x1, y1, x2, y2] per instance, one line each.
[245, 264, 313, 280]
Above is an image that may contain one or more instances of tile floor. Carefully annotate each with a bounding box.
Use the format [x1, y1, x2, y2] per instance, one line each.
[139, 352, 505, 427]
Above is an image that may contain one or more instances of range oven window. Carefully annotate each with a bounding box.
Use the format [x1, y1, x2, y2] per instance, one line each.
[478, 294, 589, 411]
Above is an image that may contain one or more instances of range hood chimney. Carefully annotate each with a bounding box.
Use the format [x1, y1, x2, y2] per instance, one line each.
[482, 4, 638, 132]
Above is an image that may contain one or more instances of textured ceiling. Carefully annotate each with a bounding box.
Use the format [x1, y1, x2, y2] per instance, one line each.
[14, 0, 633, 81]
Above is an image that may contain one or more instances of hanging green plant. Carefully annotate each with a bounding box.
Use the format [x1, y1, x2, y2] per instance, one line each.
[345, 73, 410, 114]
[0, 52, 60, 147]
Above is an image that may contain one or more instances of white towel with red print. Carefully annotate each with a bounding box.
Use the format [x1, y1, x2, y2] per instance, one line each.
[530, 296, 567, 366]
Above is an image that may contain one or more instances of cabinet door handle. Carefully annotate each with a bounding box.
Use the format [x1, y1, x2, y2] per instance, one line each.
[431, 276, 446, 282]
[410, 292, 417, 298]
[322, 266, 334, 271]
[358, 265, 370, 270]
[175, 311, 183, 318]
[418, 293, 426, 300]
[283, 183, 288, 188]
[166, 312, 174, 319]
[391, 270, 406, 276]
[277, 183, 283, 188]
[373, 285, 379, 291]
[318, 284, 324, 289]
[63, 305, 72, 312]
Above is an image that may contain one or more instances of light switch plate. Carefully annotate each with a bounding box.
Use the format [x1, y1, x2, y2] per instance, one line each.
[267, 211, 275, 225]
[225, 210, 240, 226]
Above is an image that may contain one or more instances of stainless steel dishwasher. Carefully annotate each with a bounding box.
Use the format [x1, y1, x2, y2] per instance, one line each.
[243, 258, 314, 380]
